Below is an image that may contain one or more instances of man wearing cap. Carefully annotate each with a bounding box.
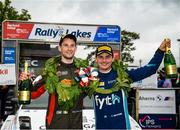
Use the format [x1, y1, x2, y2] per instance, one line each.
[94, 39, 171, 129]
[20, 34, 84, 129]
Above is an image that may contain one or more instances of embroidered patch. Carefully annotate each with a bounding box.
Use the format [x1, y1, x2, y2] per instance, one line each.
[99, 82, 105, 86]
[57, 71, 68, 76]
[108, 79, 116, 84]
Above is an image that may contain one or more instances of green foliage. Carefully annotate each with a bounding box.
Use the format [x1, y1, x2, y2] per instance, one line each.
[95, 60, 132, 96]
[42, 56, 60, 93]
[112, 60, 133, 96]
[121, 30, 140, 63]
[0, 0, 31, 22]
[74, 57, 89, 68]
[42, 56, 89, 110]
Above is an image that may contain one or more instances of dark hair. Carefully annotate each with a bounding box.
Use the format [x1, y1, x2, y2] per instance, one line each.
[59, 34, 77, 45]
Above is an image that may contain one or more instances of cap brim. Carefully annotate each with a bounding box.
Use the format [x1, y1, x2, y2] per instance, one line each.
[97, 51, 113, 56]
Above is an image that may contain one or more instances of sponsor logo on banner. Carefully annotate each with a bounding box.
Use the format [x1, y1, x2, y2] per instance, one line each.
[33, 28, 92, 39]
[139, 95, 174, 102]
[139, 115, 161, 128]
[3, 47, 16, 64]
[0, 64, 16, 85]
[94, 26, 120, 42]
[139, 114, 176, 129]
[138, 90, 176, 114]
[29, 24, 96, 42]
[3, 22, 34, 39]
[3, 21, 120, 43]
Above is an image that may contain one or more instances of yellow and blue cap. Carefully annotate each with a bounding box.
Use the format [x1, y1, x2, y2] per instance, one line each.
[96, 45, 113, 57]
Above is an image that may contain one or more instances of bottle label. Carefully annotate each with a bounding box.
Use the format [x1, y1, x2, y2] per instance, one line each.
[166, 65, 177, 75]
[19, 91, 30, 101]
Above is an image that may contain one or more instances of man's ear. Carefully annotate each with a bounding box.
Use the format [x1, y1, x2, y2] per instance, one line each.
[75, 45, 77, 51]
[112, 57, 115, 62]
[95, 58, 97, 63]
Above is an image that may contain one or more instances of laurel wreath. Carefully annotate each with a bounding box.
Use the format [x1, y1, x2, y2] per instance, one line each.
[95, 60, 133, 96]
[42, 56, 132, 110]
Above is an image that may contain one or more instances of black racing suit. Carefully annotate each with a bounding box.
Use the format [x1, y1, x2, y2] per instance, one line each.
[31, 61, 84, 129]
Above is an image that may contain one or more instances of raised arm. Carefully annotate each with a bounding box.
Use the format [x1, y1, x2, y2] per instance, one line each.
[126, 38, 171, 82]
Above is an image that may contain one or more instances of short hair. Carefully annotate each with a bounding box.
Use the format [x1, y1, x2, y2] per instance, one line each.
[59, 34, 77, 46]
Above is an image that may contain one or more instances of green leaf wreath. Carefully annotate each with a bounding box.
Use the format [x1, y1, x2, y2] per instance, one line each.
[42, 56, 132, 110]
[95, 60, 133, 96]
[42, 56, 89, 110]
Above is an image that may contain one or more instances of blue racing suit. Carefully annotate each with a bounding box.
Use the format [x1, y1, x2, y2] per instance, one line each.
[94, 49, 164, 129]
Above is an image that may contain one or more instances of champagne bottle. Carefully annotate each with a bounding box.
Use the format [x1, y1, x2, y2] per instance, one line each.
[164, 46, 177, 79]
[18, 61, 32, 105]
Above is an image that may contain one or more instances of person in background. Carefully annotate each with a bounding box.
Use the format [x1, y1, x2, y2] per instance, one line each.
[94, 39, 171, 129]
[176, 67, 180, 87]
[0, 85, 9, 124]
[157, 67, 172, 88]
[157, 67, 166, 87]
[157, 67, 180, 88]
[20, 34, 85, 129]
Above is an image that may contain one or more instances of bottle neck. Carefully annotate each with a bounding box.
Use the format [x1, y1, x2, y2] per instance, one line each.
[165, 47, 170, 53]
[24, 61, 28, 74]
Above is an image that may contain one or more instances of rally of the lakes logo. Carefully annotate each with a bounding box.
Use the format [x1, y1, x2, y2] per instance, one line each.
[95, 94, 120, 109]
[34, 27, 91, 39]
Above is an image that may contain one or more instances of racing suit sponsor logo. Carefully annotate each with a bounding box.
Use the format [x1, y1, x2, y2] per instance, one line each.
[99, 82, 104, 86]
[95, 94, 120, 109]
[57, 71, 68, 76]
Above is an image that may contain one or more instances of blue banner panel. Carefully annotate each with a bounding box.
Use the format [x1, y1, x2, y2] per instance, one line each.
[3, 47, 16, 64]
[93, 26, 120, 42]
[139, 114, 176, 129]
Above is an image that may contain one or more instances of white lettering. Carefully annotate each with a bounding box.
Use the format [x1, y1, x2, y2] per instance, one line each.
[95, 94, 120, 110]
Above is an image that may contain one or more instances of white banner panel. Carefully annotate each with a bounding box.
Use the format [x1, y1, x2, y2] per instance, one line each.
[138, 89, 176, 114]
[0, 64, 16, 85]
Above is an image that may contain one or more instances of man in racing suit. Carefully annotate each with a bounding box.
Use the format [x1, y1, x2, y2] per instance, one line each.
[94, 39, 171, 129]
[20, 34, 84, 129]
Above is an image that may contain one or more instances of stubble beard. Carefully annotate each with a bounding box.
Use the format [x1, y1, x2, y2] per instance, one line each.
[62, 53, 74, 61]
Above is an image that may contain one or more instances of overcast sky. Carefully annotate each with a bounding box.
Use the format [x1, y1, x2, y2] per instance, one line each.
[10, 0, 180, 67]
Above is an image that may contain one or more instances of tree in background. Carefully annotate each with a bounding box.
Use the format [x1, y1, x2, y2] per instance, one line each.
[0, 0, 31, 60]
[121, 30, 140, 63]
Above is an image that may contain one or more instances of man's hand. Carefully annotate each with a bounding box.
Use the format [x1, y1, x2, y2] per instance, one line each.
[19, 72, 31, 81]
[159, 38, 171, 52]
